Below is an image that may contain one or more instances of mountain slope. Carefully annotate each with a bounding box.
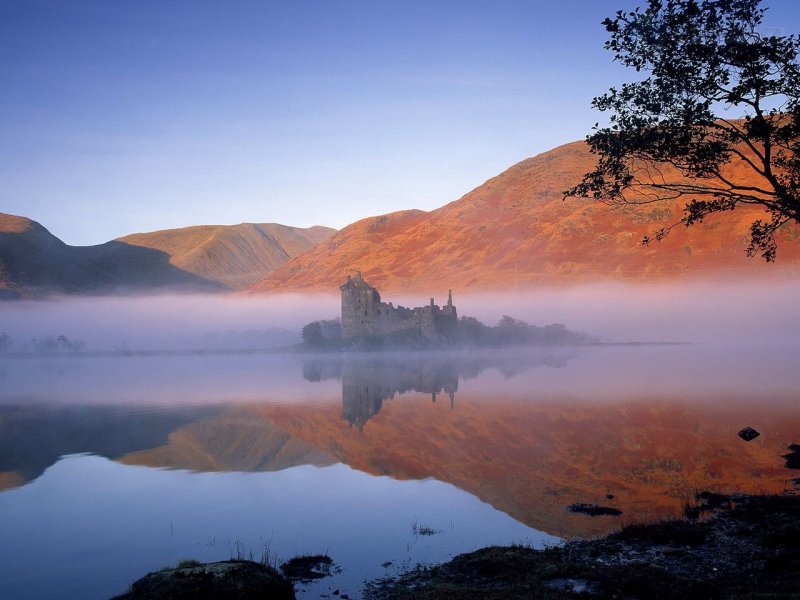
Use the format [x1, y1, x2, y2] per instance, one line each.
[0, 213, 335, 297]
[118, 223, 334, 289]
[251, 141, 800, 294]
[0, 213, 88, 298]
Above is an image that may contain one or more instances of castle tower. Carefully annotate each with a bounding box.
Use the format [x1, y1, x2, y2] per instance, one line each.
[340, 271, 382, 337]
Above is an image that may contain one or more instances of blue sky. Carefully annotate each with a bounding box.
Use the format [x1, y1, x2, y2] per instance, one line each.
[2, 0, 799, 245]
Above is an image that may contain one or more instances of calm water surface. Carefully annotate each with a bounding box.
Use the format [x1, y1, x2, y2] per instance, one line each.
[1, 344, 798, 599]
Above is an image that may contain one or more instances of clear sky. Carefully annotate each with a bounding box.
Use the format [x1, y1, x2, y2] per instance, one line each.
[2, 0, 799, 245]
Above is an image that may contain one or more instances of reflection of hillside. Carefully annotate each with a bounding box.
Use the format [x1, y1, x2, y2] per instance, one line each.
[5, 351, 796, 541]
[0, 403, 335, 490]
[257, 393, 800, 539]
[0, 471, 23, 492]
[0, 405, 216, 488]
[303, 351, 573, 429]
[119, 407, 334, 471]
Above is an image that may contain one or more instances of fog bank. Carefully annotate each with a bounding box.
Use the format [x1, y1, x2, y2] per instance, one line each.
[0, 293, 338, 352]
[455, 279, 800, 345]
[1, 279, 798, 352]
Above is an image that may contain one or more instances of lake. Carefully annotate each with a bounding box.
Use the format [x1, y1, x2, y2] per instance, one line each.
[1, 343, 798, 599]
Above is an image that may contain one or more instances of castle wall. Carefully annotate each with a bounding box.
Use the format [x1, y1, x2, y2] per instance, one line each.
[340, 272, 457, 341]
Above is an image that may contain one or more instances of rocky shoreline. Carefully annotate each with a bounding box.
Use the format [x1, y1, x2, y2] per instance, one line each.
[363, 493, 800, 599]
[113, 492, 799, 599]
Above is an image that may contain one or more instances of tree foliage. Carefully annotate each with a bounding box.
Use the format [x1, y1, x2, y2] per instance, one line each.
[301, 319, 342, 346]
[301, 321, 324, 346]
[566, 0, 800, 260]
[455, 315, 597, 347]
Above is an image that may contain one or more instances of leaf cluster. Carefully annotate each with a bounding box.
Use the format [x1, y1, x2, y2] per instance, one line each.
[566, 0, 800, 260]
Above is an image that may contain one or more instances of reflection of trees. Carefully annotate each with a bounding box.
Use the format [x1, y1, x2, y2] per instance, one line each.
[302, 350, 575, 429]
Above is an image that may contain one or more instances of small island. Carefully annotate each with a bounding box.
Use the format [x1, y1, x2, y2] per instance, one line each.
[302, 272, 597, 350]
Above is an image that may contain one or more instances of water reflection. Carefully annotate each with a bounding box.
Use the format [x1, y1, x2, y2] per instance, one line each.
[0, 458, 550, 600]
[303, 350, 572, 429]
[283, 348, 800, 538]
[1, 345, 799, 543]
[341, 359, 457, 428]
[0, 404, 215, 489]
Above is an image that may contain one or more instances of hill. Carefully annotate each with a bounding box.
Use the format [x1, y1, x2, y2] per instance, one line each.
[0, 213, 335, 297]
[118, 223, 333, 290]
[251, 140, 800, 294]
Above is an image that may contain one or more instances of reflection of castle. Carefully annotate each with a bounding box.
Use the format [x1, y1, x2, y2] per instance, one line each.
[341, 360, 458, 429]
[302, 350, 573, 430]
[340, 272, 457, 341]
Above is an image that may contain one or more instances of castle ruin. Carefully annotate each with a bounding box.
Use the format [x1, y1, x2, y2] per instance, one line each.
[339, 272, 457, 342]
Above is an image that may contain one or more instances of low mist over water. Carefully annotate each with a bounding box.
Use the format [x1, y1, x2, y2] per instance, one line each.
[1, 293, 338, 352]
[2, 279, 799, 352]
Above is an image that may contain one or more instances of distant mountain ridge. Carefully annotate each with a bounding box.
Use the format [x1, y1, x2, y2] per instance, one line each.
[0, 213, 334, 298]
[6, 137, 800, 299]
[250, 140, 800, 294]
[118, 222, 334, 290]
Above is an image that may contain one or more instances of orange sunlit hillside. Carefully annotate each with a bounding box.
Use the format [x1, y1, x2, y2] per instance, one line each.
[251, 140, 800, 294]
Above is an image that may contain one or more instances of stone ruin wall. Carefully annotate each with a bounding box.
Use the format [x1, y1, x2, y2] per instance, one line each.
[340, 272, 457, 341]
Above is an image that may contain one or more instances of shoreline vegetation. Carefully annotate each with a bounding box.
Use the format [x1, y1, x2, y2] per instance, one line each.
[115, 492, 800, 599]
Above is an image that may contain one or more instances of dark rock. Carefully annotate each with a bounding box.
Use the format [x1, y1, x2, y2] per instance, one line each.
[605, 493, 615, 500]
[366, 494, 800, 600]
[783, 444, 800, 469]
[112, 559, 295, 600]
[684, 505, 701, 520]
[737, 427, 760, 442]
[696, 491, 731, 509]
[616, 518, 709, 547]
[568, 503, 623, 516]
[280, 554, 336, 583]
[545, 577, 594, 593]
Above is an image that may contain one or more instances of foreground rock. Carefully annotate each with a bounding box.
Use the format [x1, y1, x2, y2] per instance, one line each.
[112, 559, 295, 600]
[364, 493, 800, 599]
[280, 554, 338, 583]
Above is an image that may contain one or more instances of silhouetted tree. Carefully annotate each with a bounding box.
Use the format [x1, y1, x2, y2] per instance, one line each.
[0, 332, 9, 354]
[495, 315, 531, 344]
[301, 321, 324, 346]
[318, 319, 342, 340]
[32, 335, 84, 354]
[566, 0, 800, 260]
[455, 316, 491, 345]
